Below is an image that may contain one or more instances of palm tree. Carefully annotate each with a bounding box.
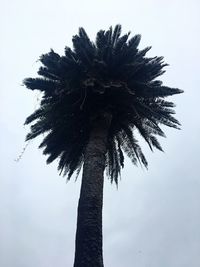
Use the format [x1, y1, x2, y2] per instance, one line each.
[23, 25, 182, 267]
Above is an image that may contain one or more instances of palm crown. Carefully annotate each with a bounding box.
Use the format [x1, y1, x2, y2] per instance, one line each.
[24, 25, 182, 184]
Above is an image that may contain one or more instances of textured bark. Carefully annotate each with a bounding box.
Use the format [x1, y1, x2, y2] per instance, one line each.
[73, 113, 111, 267]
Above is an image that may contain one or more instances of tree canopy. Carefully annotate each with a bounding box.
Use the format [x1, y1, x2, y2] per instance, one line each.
[24, 25, 183, 184]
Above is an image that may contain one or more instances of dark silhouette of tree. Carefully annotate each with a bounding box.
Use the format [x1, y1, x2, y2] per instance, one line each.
[23, 25, 183, 267]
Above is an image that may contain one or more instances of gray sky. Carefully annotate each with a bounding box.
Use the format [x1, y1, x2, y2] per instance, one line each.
[1, 0, 200, 266]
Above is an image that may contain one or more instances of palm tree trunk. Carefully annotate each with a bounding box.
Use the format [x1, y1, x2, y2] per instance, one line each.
[73, 113, 111, 267]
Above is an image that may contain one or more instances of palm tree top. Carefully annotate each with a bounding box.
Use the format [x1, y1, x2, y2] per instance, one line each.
[24, 24, 183, 184]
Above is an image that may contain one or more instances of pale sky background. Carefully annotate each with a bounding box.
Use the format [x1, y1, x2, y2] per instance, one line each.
[1, 0, 200, 266]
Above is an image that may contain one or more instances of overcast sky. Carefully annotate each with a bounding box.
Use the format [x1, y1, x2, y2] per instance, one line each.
[1, 0, 200, 266]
